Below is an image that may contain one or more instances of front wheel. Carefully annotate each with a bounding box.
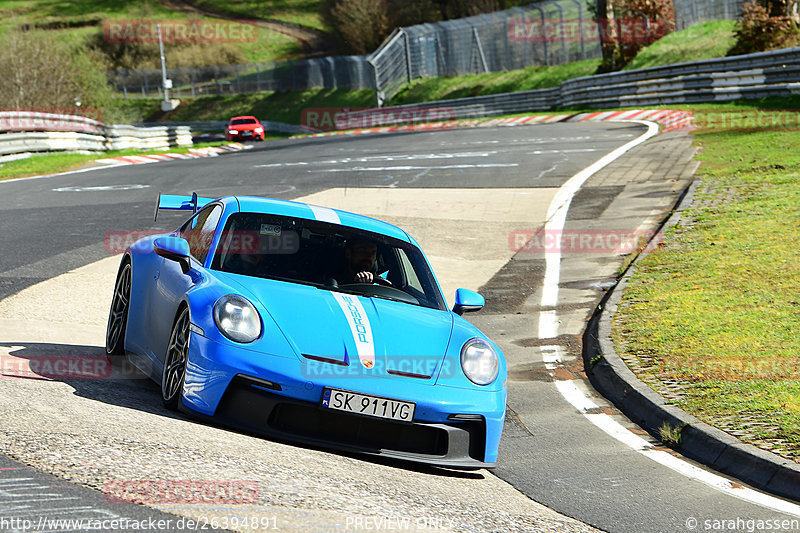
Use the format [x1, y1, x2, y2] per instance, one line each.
[162, 306, 190, 410]
[106, 262, 131, 355]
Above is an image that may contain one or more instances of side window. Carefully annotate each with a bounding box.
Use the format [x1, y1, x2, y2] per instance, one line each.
[180, 205, 223, 264]
[398, 249, 423, 294]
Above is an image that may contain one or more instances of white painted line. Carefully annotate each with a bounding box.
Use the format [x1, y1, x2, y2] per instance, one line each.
[310, 163, 518, 173]
[531, 149, 600, 155]
[539, 120, 659, 311]
[254, 161, 310, 168]
[554, 380, 600, 413]
[585, 413, 654, 451]
[538, 119, 800, 516]
[537, 309, 559, 340]
[640, 449, 800, 516]
[541, 345, 563, 369]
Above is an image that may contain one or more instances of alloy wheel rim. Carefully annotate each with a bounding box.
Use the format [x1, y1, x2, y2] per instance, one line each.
[163, 307, 190, 402]
[106, 264, 131, 353]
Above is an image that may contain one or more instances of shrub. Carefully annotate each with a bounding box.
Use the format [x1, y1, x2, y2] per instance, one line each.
[322, 0, 391, 54]
[596, 0, 677, 72]
[0, 28, 111, 114]
[322, 0, 532, 54]
[729, 0, 800, 55]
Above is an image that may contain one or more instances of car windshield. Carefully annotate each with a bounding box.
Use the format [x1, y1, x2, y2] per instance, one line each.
[230, 118, 258, 125]
[211, 213, 446, 311]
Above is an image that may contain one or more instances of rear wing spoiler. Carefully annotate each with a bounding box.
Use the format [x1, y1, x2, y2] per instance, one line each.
[154, 192, 215, 222]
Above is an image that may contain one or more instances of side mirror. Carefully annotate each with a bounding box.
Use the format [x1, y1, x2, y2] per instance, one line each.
[153, 237, 192, 274]
[452, 288, 485, 315]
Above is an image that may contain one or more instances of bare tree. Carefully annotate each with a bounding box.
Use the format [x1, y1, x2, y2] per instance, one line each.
[0, 28, 109, 112]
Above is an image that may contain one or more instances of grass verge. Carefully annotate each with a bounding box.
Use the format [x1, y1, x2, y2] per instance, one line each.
[622, 20, 737, 70]
[0, 141, 243, 182]
[613, 98, 800, 460]
[390, 60, 600, 106]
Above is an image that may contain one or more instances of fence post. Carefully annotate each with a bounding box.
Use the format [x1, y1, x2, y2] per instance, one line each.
[553, 2, 567, 63]
[529, 5, 547, 65]
[367, 57, 382, 107]
[472, 27, 489, 73]
[401, 28, 413, 83]
[568, 0, 586, 60]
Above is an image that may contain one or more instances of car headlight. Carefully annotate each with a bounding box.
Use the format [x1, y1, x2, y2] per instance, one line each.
[460, 338, 498, 385]
[228, 129, 237, 134]
[213, 295, 262, 343]
[254, 127, 263, 133]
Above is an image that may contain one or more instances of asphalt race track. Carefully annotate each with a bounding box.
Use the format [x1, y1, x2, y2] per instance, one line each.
[1, 123, 799, 532]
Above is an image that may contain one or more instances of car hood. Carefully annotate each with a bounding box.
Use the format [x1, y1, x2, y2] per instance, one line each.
[218, 274, 454, 377]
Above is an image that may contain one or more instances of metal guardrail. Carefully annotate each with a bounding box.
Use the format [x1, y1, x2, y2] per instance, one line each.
[0, 132, 106, 156]
[105, 125, 193, 151]
[337, 46, 800, 127]
[134, 120, 308, 135]
[0, 112, 192, 156]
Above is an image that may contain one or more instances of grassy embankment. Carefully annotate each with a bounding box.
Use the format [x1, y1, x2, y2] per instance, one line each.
[613, 98, 800, 460]
[1, 20, 738, 182]
[123, 18, 736, 122]
[0, 0, 311, 65]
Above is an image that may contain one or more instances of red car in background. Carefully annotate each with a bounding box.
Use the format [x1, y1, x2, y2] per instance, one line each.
[226, 116, 265, 141]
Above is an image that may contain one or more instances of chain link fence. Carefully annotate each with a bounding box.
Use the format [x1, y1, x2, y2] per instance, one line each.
[369, 0, 601, 105]
[108, 55, 374, 99]
[672, 0, 745, 30]
[108, 1, 748, 105]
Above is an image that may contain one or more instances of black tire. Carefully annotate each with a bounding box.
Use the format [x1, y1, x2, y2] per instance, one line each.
[162, 306, 190, 410]
[105, 261, 132, 356]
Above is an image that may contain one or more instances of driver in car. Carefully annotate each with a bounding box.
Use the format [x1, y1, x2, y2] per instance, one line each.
[326, 239, 388, 286]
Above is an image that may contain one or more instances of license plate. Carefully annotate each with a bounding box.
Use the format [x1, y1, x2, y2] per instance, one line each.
[321, 388, 415, 422]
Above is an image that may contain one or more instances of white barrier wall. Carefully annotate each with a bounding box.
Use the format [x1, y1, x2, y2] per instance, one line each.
[0, 112, 193, 156]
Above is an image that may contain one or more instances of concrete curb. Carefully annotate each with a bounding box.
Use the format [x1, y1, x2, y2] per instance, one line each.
[92, 143, 252, 167]
[296, 109, 694, 138]
[583, 179, 800, 503]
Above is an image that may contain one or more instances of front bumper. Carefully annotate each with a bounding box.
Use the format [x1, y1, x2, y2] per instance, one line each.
[181, 333, 505, 468]
[228, 130, 261, 141]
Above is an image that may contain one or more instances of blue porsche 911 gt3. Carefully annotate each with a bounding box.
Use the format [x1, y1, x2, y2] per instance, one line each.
[106, 194, 507, 468]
